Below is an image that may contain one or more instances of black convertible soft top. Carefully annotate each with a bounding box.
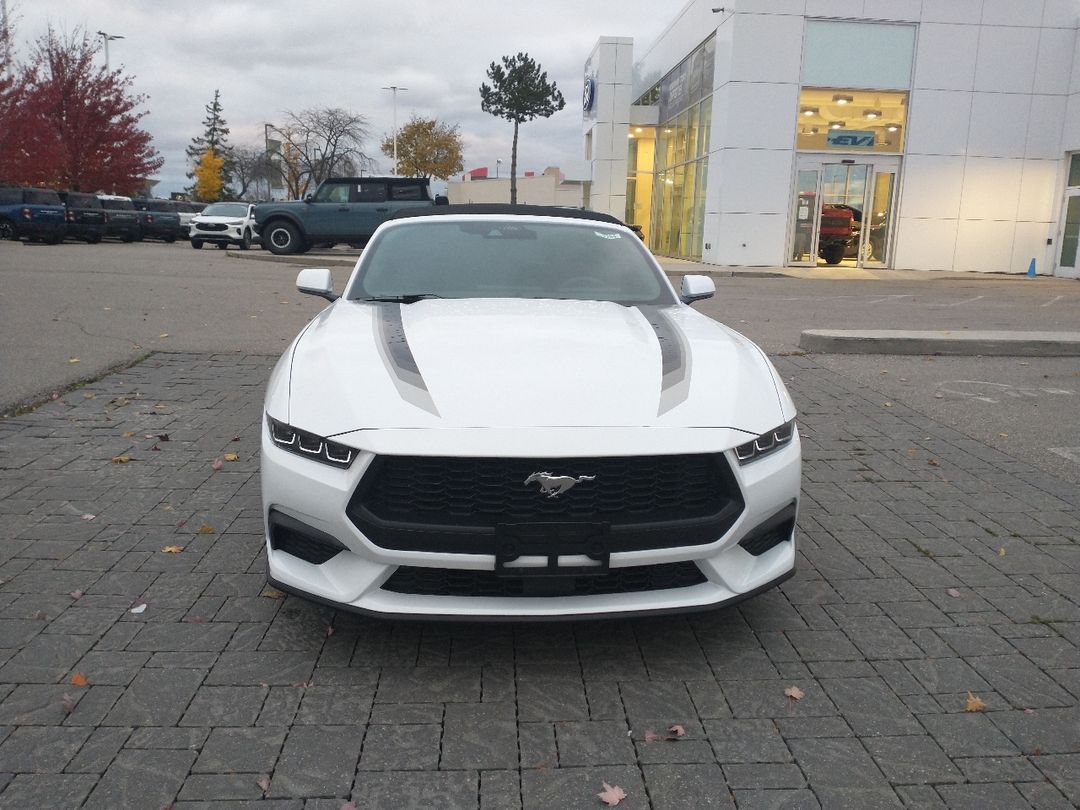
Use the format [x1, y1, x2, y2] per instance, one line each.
[389, 203, 625, 226]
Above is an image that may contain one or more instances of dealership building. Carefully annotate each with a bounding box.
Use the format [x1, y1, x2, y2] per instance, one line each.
[583, 0, 1080, 277]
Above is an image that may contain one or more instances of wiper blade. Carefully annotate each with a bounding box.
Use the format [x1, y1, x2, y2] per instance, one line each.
[360, 294, 444, 304]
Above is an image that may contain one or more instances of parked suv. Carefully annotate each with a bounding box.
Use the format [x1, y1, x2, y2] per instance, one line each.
[190, 202, 259, 250]
[57, 191, 107, 243]
[132, 198, 181, 243]
[0, 186, 67, 243]
[253, 177, 446, 255]
[96, 194, 141, 242]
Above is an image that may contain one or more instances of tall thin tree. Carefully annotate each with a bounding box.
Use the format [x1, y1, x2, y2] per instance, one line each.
[480, 52, 565, 204]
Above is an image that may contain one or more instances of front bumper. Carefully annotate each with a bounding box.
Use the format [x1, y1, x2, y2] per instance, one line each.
[190, 223, 247, 243]
[261, 425, 801, 620]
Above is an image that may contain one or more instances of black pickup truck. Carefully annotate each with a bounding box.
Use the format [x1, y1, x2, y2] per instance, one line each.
[253, 176, 446, 255]
[0, 186, 67, 243]
[58, 191, 107, 243]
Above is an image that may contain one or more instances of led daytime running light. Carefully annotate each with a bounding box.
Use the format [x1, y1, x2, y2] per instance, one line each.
[735, 419, 796, 464]
[267, 415, 355, 468]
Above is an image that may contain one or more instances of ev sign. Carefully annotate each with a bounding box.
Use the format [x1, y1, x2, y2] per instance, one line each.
[583, 77, 596, 113]
[828, 130, 876, 149]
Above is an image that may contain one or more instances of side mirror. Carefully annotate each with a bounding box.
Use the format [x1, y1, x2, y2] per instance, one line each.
[680, 274, 715, 304]
[296, 268, 338, 302]
[434, 195, 449, 206]
[303, 193, 313, 203]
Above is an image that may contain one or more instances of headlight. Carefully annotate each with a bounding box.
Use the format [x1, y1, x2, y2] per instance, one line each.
[227, 220, 243, 225]
[734, 419, 795, 464]
[266, 415, 356, 468]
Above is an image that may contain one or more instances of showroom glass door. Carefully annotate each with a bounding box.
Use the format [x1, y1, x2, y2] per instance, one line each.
[1058, 155, 1080, 279]
[789, 156, 900, 268]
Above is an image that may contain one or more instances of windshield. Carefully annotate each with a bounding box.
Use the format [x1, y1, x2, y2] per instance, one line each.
[201, 203, 248, 217]
[348, 219, 674, 306]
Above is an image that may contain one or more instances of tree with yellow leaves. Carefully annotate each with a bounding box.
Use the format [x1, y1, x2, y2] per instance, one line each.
[194, 147, 225, 202]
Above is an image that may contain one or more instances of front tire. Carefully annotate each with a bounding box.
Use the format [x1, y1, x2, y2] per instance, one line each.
[216, 242, 228, 250]
[820, 243, 845, 265]
[191, 239, 203, 249]
[0, 219, 17, 241]
[264, 220, 303, 255]
[239, 229, 251, 251]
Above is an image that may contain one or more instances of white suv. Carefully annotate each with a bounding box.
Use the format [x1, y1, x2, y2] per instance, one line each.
[189, 202, 259, 250]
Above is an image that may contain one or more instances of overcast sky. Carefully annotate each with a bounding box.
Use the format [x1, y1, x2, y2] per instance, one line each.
[9, 0, 675, 196]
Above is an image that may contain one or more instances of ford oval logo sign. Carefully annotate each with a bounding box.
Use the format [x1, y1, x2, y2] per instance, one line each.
[582, 77, 595, 112]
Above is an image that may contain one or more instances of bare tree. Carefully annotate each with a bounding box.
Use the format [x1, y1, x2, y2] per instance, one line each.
[277, 107, 374, 198]
[229, 145, 271, 200]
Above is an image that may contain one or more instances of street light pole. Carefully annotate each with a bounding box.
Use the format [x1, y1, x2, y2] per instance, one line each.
[96, 30, 124, 71]
[381, 85, 408, 175]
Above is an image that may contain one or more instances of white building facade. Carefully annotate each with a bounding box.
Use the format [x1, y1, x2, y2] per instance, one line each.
[584, 0, 1080, 276]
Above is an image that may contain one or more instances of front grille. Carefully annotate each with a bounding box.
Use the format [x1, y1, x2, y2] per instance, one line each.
[382, 561, 707, 598]
[348, 454, 744, 554]
[196, 222, 228, 232]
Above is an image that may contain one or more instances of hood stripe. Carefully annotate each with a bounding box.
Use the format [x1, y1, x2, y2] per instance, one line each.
[374, 303, 440, 416]
[638, 305, 692, 415]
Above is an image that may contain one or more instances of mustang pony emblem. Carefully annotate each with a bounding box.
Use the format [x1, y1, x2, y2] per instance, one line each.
[524, 472, 596, 498]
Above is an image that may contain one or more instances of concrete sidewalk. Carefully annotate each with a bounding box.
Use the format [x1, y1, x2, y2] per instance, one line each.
[800, 329, 1080, 357]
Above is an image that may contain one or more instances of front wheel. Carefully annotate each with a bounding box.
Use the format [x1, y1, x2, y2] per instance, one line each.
[239, 229, 251, 251]
[191, 239, 203, 250]
[216, 242, 228, 250]
[264, 220, 303, 255]
[0, 219, 17, 240]
[164, 234, 177, 244]
[820, 243, 845, 265]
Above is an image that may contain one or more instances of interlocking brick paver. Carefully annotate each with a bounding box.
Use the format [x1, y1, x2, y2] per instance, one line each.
[1, 353, 1079, 807]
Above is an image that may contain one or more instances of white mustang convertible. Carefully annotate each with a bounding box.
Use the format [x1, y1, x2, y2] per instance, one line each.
[261, 205, 801, 619]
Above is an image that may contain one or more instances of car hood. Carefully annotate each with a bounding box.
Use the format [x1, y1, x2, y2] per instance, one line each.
[285, 298, 785, 436]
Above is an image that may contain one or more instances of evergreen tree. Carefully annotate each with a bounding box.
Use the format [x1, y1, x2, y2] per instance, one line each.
[480, 53, 565, 204]
[186, 89, 233, 186]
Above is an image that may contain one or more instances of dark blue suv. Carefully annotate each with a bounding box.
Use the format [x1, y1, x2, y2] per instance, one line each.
[0, 187, 67, 243]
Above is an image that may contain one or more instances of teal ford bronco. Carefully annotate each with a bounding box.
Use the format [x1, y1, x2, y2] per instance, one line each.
[253, 176, 447, 255]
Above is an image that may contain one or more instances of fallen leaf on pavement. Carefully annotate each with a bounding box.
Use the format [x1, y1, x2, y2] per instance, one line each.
[33, 610, 47, 620]
[129, 602, 147, 614]
[998, 547, 1006, 557]
[905, 448, 916, 459]
[80, 514, 95, 521]
[197, 525, 215, 535]
[68, 357, 80, 364]
[261, 588, 286, 600]
[667, 724, 686, 738]
[784, 686, 805, 701]
[643, 729, 662, 742]
[211, 458, 223, 471]
[965, 691, 986, 712]
[122, 431, 135, 438]
[292, 680, 313, 689]
[71, 672, 89, 687]
[597, 782, 627, 807]
[928, 459, 940, 467]
[184, 615, 204, 624]
[111, 455, 131, 464]
[60, 693, 77, 715]
[161, 545, 185, 554]
[341, 803, 357, 810]
[83, 392, 95, 399]
[159, 333, 170, 339]
[947, 588, 962, 598]
[224, 453, 240, 462]
[176, 519, 188, 529]
[257, 776, 270, 793]
[326, 625, 335, 637]
[883, 401, 893, 408]
[1024, 708, 1037, 716]
[69, 590, 84, 601]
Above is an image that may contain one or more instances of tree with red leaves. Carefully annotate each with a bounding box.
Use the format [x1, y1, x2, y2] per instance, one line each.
[0, 27, 162, 194]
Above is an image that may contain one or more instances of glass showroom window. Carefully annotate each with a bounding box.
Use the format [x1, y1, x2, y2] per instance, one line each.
[796, 88, 908, 154]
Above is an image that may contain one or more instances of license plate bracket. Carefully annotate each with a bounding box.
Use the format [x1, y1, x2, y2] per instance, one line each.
[494, 522, 611, 577]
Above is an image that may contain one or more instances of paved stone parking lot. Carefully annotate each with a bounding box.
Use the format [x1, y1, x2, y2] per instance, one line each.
[1, 351, 1079, 809]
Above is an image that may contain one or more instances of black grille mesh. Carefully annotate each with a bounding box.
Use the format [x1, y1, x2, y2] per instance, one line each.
[382, 561, 707, 598]
[356, 454, 732, 525]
